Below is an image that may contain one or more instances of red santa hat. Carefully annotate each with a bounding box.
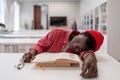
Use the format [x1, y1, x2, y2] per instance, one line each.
[85, 30, 104, 51]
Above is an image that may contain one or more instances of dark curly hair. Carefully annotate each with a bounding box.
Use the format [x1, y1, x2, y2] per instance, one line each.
[80, 32, 96, 51]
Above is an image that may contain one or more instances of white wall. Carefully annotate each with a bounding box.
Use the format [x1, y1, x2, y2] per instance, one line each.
[108, 0, 120, 61]
[0, 0, 5, 24]
[47, 2, 79, 29]
[20, 1, 79, 29]
[20, 1, 33, 29]
[13, 0, 20, 31]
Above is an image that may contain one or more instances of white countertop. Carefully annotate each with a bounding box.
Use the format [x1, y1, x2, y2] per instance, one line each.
[0, 53, 120, 80]
[0, 38, 40, 44]
[0, 30, 49, 45]
[0, 30, 50, 38]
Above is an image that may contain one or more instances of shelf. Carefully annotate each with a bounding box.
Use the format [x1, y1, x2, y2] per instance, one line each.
[80, 1, 107, 34]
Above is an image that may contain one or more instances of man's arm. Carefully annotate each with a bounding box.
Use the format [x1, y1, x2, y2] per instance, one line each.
[21, 29, 57, 63]
[80, 52, 98, 78]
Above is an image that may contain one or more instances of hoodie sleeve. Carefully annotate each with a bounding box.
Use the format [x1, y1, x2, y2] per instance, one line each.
[29, 29, 56, 54]
[80, 50, 95, 61]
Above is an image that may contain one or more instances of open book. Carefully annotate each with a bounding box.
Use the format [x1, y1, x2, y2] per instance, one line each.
[32, 52, 80, 67]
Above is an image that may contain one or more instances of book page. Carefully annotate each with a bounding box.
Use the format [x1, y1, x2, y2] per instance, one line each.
[32, 52, 80, 63]
[32, 53, 56, 63]
[55, 52, 80, 63]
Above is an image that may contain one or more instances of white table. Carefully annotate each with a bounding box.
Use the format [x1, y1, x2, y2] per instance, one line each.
[0, 30, 50, 38]
[0, 38, 40, 53]
[0, 30, 50, 53]
[0, 53, 120, 80]
[0, 38, 40, 44]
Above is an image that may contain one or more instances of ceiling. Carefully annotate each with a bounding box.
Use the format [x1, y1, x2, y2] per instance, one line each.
[21, 0, 80, 2]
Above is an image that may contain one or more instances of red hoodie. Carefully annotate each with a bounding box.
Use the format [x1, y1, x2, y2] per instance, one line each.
[30, 28, 94, 60]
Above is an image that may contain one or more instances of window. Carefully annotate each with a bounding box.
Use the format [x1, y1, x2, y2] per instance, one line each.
[13, 1, 20, 31]
[0, 0, 5, 24]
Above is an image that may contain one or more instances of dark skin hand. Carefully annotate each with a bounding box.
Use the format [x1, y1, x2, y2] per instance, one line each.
[22, 50, 38, 63]
[80, 53, 98, 78]
[14, 50, 38, 69]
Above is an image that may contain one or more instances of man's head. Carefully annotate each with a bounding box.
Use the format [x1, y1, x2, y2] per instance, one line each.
[69, 30, 104, 52]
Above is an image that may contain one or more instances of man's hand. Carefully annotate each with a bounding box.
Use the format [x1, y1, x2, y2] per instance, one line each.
[22, 50, 37, 63]
[80, 53, 98, 78]
[14, 50, 38, 69]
